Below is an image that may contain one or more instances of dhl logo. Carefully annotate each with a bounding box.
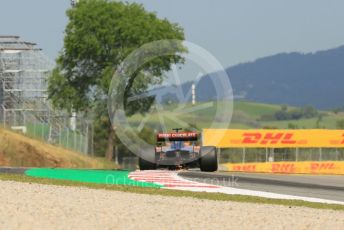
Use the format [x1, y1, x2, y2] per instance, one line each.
[310, 162, 335, 171]
[271, 163, 296, 173]
[232, 164, 256, 172]
[241, 132, 299, 145]
[225, 161, 344, 175]
[204, 129, 344, 148]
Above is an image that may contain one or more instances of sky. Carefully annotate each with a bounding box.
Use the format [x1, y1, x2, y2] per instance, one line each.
[1, 0, 344, 68]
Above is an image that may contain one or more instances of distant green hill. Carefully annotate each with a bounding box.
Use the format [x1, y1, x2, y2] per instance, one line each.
[227, 45, 344, 109]
[127, 100, 344, 132]
[177, 45, 344, 110]
[232, 101, 342, 129]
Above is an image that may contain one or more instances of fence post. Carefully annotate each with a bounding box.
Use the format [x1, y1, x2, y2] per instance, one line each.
[3, 110, 6, 127]
[33, 122, 36, 138]
[272, 148, 275, 162]
[66, 128, 69, 148]
[295, 148, 299, 162]
[84, 123, 89, 154]
[242, 148, 246, 163]
[319, 148, 322, 161]
[13, 111, 16, 126]
[268, 148, 275, 162]
[41, 123, 44, 140]
[79, 133, 83, 153]
[48, 125, 52, 142]
[115, 146, 119, 164]
[23, 113, 26, 127]
[73, 131, 77, 151]
[91, 123, 94, 156]
[59, 125, 62, 146]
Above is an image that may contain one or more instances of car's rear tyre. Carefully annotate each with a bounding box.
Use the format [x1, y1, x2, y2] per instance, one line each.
[139, 157, 157, 170]
[199, 146, 218, 172]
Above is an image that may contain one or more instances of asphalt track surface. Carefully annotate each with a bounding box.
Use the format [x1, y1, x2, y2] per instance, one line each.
[179, 171, 344, 202]
[0, 167, 28, 174]
[1, 167, 343, 202]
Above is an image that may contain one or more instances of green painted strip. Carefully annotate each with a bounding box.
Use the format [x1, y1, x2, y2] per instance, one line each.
[25, 168, 162, 188]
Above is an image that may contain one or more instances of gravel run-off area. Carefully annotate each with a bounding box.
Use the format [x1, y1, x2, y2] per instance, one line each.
[0, 181, 343, 230]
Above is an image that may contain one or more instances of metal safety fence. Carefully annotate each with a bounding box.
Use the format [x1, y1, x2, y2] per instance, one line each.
[219, 148, 344, 164]
[1, 115, 92, 155]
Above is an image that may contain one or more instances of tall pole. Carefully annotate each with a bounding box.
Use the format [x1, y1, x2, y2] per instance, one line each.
[192, 82, 196, 105]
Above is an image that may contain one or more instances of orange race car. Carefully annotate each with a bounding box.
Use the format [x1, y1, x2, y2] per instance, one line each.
[139, 128, 218, 172]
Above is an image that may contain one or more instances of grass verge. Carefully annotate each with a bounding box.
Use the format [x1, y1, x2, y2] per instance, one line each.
[0, 128, 118, 169]
[0, 173, 343, 211]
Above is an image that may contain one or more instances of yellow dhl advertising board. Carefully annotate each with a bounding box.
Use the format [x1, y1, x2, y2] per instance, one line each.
[203, 129, 344, 148]
[222, 161, 344, 175]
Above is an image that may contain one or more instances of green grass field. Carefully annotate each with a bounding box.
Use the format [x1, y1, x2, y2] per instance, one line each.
[260, 114, 343, 129]
[125, 100, 344, 132]
[233, 101, 281, 118]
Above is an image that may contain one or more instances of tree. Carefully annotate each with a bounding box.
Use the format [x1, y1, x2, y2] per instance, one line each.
[315, 114, 323, 128]
[332, 106, 344, 114]
[281, 104, 288, 112]
[288, 109, 303, 120]
[274, 110, 290, 120]
[301, 105, 318, 118]
[48, 0, 186, 160]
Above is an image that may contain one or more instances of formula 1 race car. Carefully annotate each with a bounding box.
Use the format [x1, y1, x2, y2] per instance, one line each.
[138, 128, 218, 172]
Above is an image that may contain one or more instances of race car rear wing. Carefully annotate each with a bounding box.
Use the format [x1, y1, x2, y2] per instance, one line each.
[157, 132, 198, 142]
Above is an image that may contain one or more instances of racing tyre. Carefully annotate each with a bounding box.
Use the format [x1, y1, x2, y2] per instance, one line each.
[139, 157, 157, 170]
[199, 146, 218, 172]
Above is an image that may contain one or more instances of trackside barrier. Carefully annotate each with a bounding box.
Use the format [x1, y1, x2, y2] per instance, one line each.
[202, 129, 344, 174]
[203, 129, 344, 148]
[221, 161, 344, 175]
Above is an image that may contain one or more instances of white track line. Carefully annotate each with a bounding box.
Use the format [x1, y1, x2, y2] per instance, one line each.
[129, 170, 344, 205]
